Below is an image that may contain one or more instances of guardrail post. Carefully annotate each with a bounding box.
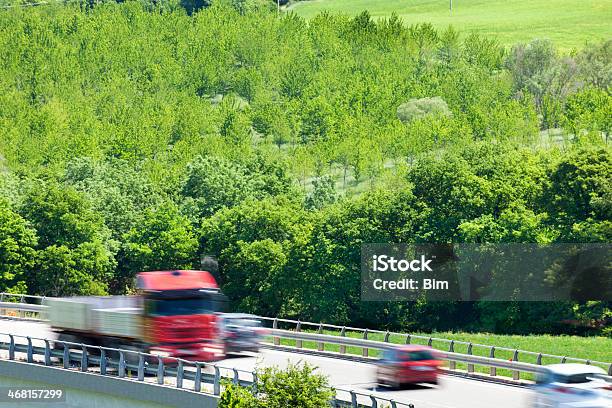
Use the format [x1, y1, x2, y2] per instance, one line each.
[489, 347, 496, 376]
[370, 395, 378, 408]
[26, 337, 33, 363]
[80, 345, 88, 371]
[448, 341, 455, 370]
[100, 348, 107, 375]
[467, 343, 474, 373]
[157, 356, 164, 385]
[213, 365, 221, 395]
[405, 334, 411, 344]
[428, 337, 433, 347]
[561, 356, 567, 364]
[176, 360, 184, 389]
[273, 318, 280, 346]
[317, 323, 324, 351]
[0, 293, 4, 302]
[137, 353, 145, 381]
[194, 363, 202, 392]
[233, 368, 239, 385]
[390, 400, 397, 408]
[339, 327, 346, 354]
[512, 350, 520, 380]
[536, 353, 542, 365]
[296, 321, 302, 349]
[350, 390, 357, 408]
[8, 335, 15, 360]
[252, 372, 258, 394]
[384, 331, 390, 343]
[362, 329, 369, 357]
[63, 343, 69, 369]
[119, 351, 126, 378]
[608, 363, 612, 376]
[44, 340, 51, 366]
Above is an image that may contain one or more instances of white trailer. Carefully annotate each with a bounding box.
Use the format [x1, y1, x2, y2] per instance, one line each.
[44, 296, 144, 348]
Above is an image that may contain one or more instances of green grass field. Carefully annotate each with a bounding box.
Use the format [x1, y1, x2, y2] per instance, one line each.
[268, 329, 612, 379]
[287, 0, 612, 49]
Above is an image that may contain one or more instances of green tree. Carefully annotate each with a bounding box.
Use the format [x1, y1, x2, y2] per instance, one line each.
[305, 175, 337, 210]
[20, 180, 116, 295]
[200, 196, 310, 315]
[396, 97, 451, 124]
[545, 146, 612, 241]
[576, 39, 611, 90]
[182, 154, 292, 219]
[0, 200, 37, 292]
[563, 87, 612, 143]
[299, 97, 335, 144]
[120, 201, 198, 284]
[64, 157, 162, 240]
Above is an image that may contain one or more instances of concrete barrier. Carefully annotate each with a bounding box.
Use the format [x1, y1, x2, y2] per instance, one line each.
[0, 360, 219, 408]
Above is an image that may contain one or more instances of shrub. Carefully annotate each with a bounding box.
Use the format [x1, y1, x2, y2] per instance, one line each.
[218, 362, 334, 408]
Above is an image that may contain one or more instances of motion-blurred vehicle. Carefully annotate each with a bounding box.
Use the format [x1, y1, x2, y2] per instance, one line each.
[45, 270, 228, 362]
[376, 345, 442, 388]
[531, 363, 611, 408]
[219, 313, 264, 354]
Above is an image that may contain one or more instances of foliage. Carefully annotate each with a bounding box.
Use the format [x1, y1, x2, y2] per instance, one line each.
[19, 180, 116, 296]
[119, 201, 198, 289]
[396, 97, 451, 124]
[257, 362, 334, 408]
[305, 175, 337, 210]
[545, 145, 612, 241]
[182, 155, 293, 219]
[219, 362, 334, 408]
[218, 382, 259, 408]
[0, 200, 37, 292]
[563, 87, 612, 142]
[0, 2, 608, 335]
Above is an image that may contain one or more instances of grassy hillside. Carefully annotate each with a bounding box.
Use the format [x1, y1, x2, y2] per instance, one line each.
[288, 0, 612, 49]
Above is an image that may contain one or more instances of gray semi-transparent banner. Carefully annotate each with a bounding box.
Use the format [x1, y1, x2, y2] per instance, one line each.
[361, 243, 611, 301]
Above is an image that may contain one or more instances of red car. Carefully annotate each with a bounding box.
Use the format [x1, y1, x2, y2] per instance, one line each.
[376, 345, 442, 388]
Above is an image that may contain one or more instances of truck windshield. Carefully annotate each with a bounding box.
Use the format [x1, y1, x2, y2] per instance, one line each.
[150, 298, 216, 316]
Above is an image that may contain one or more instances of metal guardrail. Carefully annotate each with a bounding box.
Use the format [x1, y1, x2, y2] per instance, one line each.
[0, 332, 254, 395]
[0, 302, 45, 311]
[0, 293, 46, 303]
[0, 302, 46, 320]
[261, 316, 612, 378]
[266, 328, 545, 377]
[333, 388, 415, 408]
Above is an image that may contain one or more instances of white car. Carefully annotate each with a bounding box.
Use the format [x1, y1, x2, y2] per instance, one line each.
[532, 363, 611, 408]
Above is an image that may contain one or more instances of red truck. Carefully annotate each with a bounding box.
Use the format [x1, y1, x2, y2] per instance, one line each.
[44, 270, 228, 362]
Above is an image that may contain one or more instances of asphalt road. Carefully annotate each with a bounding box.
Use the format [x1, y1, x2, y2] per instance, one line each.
[0, 319, 534, 408]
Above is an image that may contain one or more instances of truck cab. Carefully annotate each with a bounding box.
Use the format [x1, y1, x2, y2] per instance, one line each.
[138, 270, 228, 361]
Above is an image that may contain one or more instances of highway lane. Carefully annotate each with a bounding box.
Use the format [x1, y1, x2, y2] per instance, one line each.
[0, 319, 533, 408]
